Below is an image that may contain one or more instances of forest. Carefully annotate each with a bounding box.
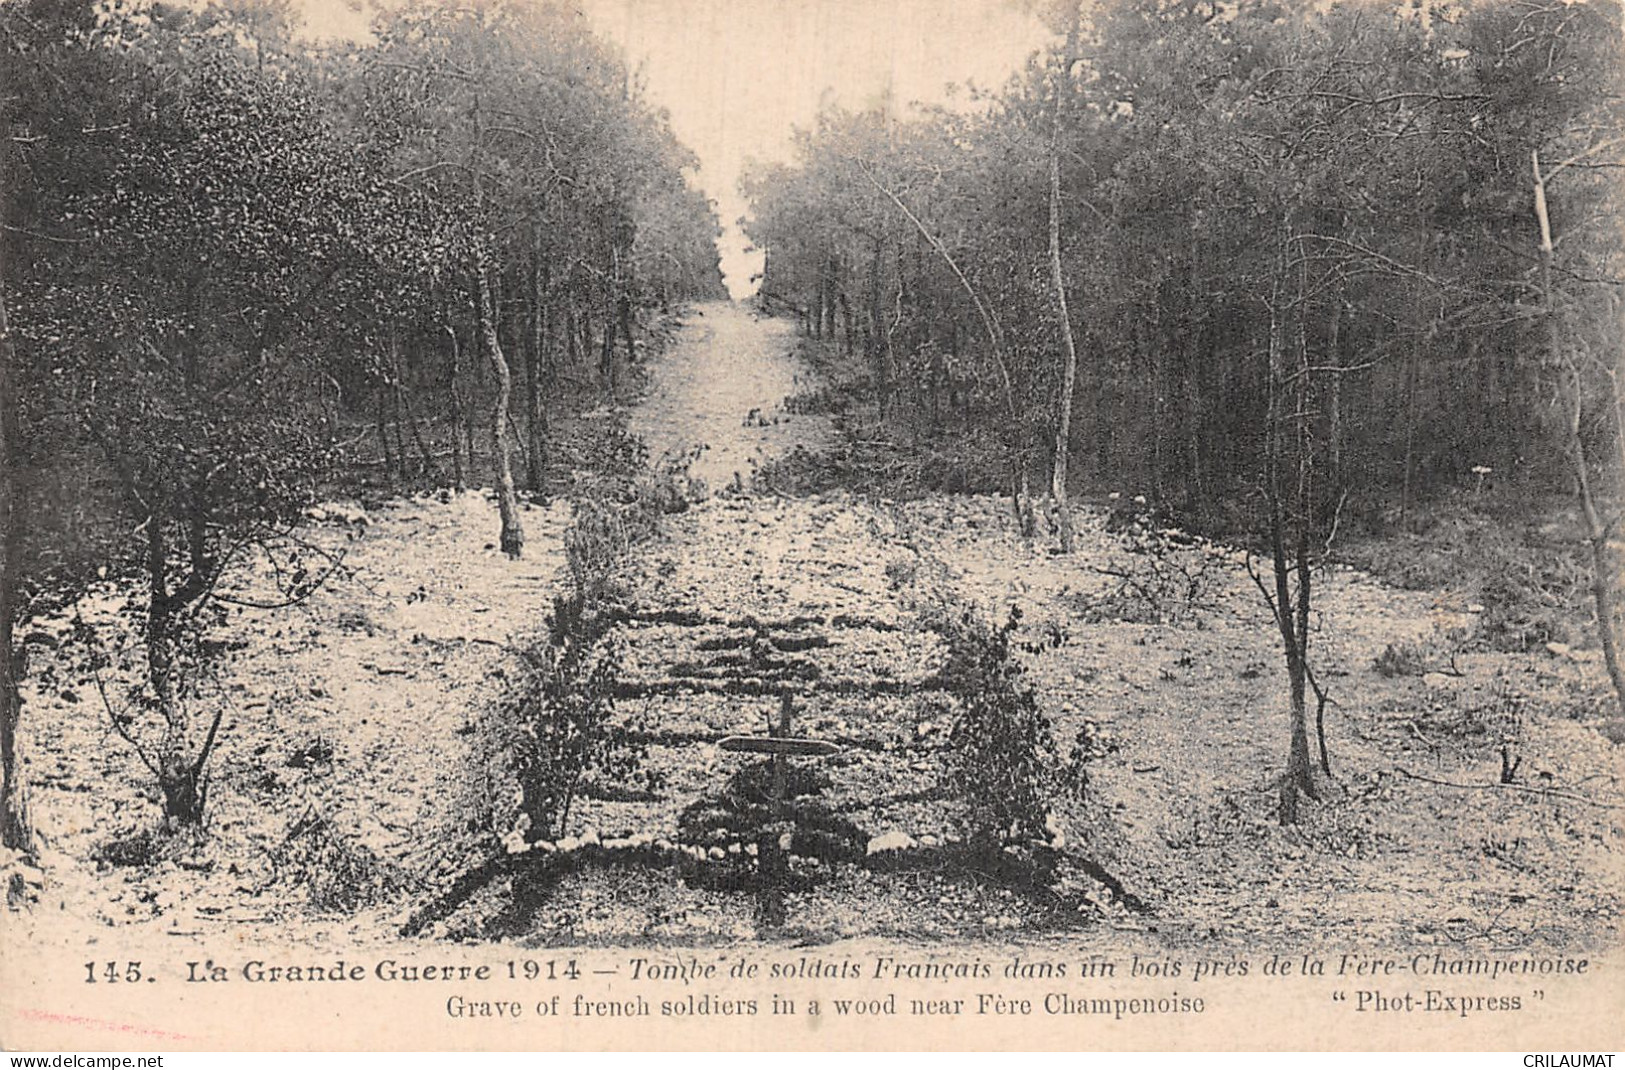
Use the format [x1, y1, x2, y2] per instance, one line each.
[741, 0, 1625, 822]
[1, 0, 1623, 978]
[1, 0, 725, 843]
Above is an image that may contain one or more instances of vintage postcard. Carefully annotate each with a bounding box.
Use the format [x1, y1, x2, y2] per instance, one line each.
[1, 0, 1622, 1052]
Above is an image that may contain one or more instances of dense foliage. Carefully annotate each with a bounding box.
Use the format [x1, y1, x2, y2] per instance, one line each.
[743, 0, 1624, 821]
[935, 606, 1087, 852]
[743, 0, 1623, 529]
[0, 0, 725, 836]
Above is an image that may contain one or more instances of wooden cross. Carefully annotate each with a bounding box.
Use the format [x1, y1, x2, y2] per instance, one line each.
[717, 692, 840, 926]
[718, 692, 839, 811]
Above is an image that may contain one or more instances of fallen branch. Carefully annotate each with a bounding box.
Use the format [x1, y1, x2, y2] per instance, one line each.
[1406, 720, 1440, 750]
[212, 550, 350, 610]
[1394, 765, 1623, 808]
[88, 654, 159, 780]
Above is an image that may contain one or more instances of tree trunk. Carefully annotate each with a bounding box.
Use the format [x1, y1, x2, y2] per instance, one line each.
[1399, 335, 1419, 527]
[883, 281, 899, 417]
[868, 234, 888, 407]
[1265, 229, 1322, 825]
[600, 303, 617, 400]
[618, 277, 636, 373]
[146, 520, 208, 827]
[1326, 300, 1345, 493]
[565, 298, 584, 367]
[527, 253, 550, 496]
[1585, 532, 1625, 717]
[1182, 279, 1205, 504]
[445, 321, 467, 490]
[1533, 150, 1625, 718]
[137, 319, 232, 829]
[1013, 466, 1034, 537]
[391, 326, 433, 478]
[1047, 133, 1080, 554]
[478, 248, 525, 560]
[824, 259, 838, 339]
[387, 374, 409, 480]
[0, 256, 31, 855]
[1183, 358, 1204, 506]
[374, 382, 395, 474]
[1151, 321, 1166, 502]
[1095, 352, 1111, 482]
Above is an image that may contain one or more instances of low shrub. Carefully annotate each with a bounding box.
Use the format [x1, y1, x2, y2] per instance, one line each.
[1086, 497, 1215, 625]
[510, 593, 657, 843]
[1374, 640, 1430, 678]
[932, 605, 1087, 853]
[272, 808, 397, 913]
[751, 424, 1010, 499]
[565, 439, 702, 599]
[1338, 493, 1594, 654]
[1478, 556, 1586, 653]
[512, 425, 680, 843]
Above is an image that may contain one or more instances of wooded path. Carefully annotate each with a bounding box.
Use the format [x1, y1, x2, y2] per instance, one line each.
[630, 301, 831, 491]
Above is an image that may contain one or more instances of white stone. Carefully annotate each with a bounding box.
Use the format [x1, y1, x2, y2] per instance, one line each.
[866, 831, 917, 855]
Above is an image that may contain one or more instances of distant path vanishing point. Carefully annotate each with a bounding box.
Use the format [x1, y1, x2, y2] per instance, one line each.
[629, 300, 831, 492]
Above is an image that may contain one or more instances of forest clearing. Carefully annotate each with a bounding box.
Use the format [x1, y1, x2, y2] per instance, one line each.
[2, 0, 1624, 1053]
[4, 300, 1621, 952]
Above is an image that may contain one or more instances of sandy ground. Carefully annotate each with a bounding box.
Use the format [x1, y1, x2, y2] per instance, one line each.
[8, 490, 572, 946]
[630, 302, 832, 491]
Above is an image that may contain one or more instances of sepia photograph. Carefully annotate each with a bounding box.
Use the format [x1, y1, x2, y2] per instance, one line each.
[1, 0, 1622, 1052]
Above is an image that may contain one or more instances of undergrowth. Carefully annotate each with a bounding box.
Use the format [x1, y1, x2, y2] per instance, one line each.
[509, 593, 659, 842]
[752, 340, 1012, 498]
[1339, 492, 1596, 654]
[926, 604, 1088, 855]
[1082, 495, 1216, 625]
[272, 808, 398, 913]
[506, 419, 697, 846]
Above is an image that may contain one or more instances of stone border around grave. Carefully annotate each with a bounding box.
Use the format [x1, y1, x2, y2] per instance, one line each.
[500, 827, 984, 862]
